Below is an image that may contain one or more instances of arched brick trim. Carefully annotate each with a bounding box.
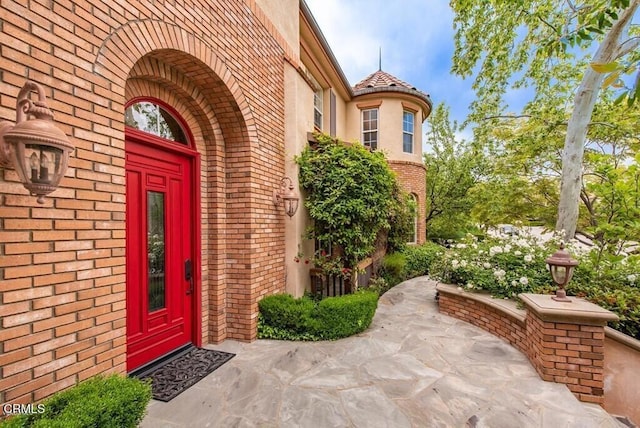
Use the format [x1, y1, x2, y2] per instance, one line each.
[93, 19, 258, 148]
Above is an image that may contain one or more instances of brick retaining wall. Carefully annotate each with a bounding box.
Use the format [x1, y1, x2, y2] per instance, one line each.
[437, 291, 527, 354]
[437, 284, 617, 406]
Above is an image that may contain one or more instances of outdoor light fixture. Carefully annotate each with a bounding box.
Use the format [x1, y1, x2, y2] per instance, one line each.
[0, 81, 73, 204]
[546, 242, 579, 302]
[273, 176, 300, 218]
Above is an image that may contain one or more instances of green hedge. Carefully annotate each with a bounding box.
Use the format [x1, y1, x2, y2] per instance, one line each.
[259, 293, 315, 334]
[376, 242, 445, 293]
[258, 290, 378, 341]
[403, 242, 445, 278]
[1, 375, 151, 428]
[314, 292, 379, 339]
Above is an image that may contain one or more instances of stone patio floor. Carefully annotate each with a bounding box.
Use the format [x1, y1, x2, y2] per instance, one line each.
[141, 277, 624, 427]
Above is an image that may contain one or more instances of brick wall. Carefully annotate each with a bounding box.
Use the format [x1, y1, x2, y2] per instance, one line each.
[526, 314, 606, 404]
[438, 293, 527, 354]
[388, 160, 426, 244]
[1, 0, 289, 407]
[437, 285, 611, 405]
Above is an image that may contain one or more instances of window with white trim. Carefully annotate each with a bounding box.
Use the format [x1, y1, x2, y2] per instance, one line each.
[314, 88, 323, 130]
[362, 108, 378, 150]
[403, 111, 414, 153]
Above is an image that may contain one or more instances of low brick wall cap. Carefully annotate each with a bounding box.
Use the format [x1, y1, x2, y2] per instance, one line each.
[436, 283, 526, 323]
[519, 293, 619, 325]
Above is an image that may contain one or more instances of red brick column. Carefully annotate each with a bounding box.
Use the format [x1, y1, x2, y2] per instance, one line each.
[520, 294, 618, 404]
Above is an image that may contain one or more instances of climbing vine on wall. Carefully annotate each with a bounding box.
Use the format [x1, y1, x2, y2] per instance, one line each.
[296, 133, 410, 268]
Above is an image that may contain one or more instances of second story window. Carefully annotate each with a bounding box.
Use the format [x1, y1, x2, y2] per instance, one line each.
[362, 108, 378, 150]
[314, 88, 323, 130]
[403, 111, 414, 153]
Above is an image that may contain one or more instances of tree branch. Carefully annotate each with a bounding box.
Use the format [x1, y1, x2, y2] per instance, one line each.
[615, 35, 640, 58]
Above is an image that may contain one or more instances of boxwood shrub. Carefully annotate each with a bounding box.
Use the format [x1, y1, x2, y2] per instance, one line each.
[258, 290, 378, 341]
[1, 374, 151, 428]
[314, 291, 379, 339]
[258, 293, 315, 334]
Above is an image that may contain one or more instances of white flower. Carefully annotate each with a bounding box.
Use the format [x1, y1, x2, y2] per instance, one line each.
[456, 243, 467, 249]
[511, 280, 518, 286]
[628, 274, 637, 283]
[520, 277, 529, 285]
[489, 246, 503, 256]
[483, 262, 492, 269]
[493, 269, 506, 280]
[514, 250, 522, 256]
[524, 255, 533, 263]
[504, 244, 512, 252]
[472, 243, 478, 249]
[460, 260, 468, 268]
[451, 260, 459, 268]
[466, 283, 474, 289]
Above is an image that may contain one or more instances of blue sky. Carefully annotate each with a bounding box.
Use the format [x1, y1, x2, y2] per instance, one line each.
[304, 0, 530, 141]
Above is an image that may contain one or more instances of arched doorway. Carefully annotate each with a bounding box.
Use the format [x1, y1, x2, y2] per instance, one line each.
[124, 98, 200, 371]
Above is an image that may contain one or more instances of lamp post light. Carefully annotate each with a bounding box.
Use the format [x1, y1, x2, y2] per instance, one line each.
[273, 176, 300, 218]
[0, 81, 74, 204]
[546, 242, 579, 302]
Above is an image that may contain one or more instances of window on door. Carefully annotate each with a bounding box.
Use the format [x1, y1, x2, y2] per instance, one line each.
[125, 101, 188, 144]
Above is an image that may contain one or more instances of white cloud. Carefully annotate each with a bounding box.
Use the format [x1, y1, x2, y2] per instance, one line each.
[305, 0, 453, 84]
[304, 0, 534, 130]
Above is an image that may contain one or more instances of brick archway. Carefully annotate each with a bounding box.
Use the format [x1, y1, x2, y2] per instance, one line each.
[96, 20, 287, 343]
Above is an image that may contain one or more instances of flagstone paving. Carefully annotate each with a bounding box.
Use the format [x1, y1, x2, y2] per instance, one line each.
[141, 277, 624, 427]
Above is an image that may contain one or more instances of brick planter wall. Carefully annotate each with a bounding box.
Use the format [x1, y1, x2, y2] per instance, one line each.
[438, 291, 527, 355]
[525, 314, 605, 403]
[437, 284, 618, 406]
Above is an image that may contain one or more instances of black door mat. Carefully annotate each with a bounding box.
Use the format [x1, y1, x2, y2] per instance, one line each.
[134, 347, 235, 402]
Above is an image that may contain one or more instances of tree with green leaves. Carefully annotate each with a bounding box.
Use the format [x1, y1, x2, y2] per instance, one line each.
[424, 104, 483, 240]
[451, 0, 640, 239]
[476, 89, 640, 253]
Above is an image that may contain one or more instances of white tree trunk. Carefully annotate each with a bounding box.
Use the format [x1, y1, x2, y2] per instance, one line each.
[556, 0, 640, 239]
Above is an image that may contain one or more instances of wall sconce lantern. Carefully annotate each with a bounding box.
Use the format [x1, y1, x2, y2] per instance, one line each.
[546, 242, 579, 302]
[273, 176, 300, 218]
[0, 81, 74, 204]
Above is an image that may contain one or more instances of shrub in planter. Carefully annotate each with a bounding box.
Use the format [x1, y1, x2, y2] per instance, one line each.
[1, 374, 151, 428]
[312, 291, 379, 339]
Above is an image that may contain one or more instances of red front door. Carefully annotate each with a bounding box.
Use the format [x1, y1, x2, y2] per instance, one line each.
[125, 137, 194, 371]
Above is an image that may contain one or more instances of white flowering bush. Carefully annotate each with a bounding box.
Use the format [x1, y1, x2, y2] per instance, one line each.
[429, 231, 640, 339]
[430, 232, 557, 298]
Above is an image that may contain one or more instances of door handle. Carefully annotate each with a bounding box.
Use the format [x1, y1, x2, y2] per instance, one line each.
[185, 259, 193, 294]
